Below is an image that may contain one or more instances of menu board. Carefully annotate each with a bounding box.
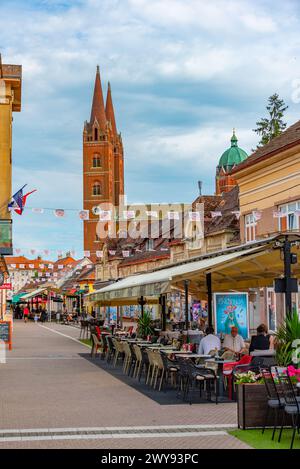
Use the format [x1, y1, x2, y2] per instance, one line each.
[0, 321, 12, 349]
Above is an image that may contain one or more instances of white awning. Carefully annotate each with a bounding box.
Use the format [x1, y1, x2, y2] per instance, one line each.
[86, 245, 266, 305]
[21, 288, 48, 300]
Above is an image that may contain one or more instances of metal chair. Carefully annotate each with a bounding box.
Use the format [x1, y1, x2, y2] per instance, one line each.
[260, 367, 284, 440]
[276, 367, 300, 449]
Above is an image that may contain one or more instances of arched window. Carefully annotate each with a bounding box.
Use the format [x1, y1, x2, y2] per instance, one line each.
[93, 154, 101, 168]
[92, 181, 101, 196]
[94, 128, 98, 141]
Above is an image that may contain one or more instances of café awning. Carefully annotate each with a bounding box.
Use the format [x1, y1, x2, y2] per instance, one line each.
[86, 239, 279, 306]
[20, 288, 49, 301]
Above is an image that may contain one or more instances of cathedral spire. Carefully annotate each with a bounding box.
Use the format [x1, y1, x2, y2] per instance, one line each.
[105, 81, 117, 135]
[90, 65, 107, 131]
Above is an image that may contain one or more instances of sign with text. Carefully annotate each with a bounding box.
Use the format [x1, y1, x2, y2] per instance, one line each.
[214, 292, 249, 339]
[0, 321, 12, 350]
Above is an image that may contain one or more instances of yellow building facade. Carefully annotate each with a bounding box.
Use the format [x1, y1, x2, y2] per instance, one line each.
[0, 56, 22, 319]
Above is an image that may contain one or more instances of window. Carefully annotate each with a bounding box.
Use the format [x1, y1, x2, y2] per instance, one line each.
[245, 213, 257, 242]
[278, 201, 300, 231]
[93, 154, 101, 168]
[94, 128, 98, 141]
[92, 181, 101, 196]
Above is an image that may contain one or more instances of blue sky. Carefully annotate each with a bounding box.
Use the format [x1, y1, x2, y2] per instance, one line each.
[1, 0, 300, 258]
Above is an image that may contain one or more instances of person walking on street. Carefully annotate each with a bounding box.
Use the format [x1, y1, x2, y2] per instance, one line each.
[23, 306, 30, 323]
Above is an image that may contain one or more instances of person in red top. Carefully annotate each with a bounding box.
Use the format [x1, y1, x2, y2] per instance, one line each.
[23, 306, 30, 323]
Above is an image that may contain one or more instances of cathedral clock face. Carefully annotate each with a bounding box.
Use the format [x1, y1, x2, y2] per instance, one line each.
[0, 272, 4, 286]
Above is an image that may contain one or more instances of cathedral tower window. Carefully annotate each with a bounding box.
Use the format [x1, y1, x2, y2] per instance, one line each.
[92, 181, 101, 196]
[93, 154, 101, 168]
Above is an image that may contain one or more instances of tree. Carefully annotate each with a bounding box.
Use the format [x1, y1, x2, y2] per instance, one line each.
[253, 93, 288, 148]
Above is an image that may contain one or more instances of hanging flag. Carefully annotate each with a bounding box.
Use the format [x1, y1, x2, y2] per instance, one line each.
[99, 210, 112, 221]
[167, 211, 179, 220]
[71, 250, 76, 257]
[211, 211, 222, 218]
[8, 186, 37, 216]
[15, 248, 21, 255]
[44, 249, 50, 256]
[32, 208, 44, 214]
[54, 209, 65, 218]
[96, 250, 103, 258]
[146, 210, 158, 218]
[231, 210, 241, 220]
[57, 250, 63, 257]
[79, 210, 89, 220]
[122, 250, 130, 257]
[83, 250, 90, 257]
[30, 249, 36, 256]
[123, 210, 135, 220]
[253, 211, 262, 221]
[7, 184, 26, 213]
[109, 250, 116, 256]
[188, 211, 201, 221]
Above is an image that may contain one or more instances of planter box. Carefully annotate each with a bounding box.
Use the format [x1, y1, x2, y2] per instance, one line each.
[237, 383, 291, 429]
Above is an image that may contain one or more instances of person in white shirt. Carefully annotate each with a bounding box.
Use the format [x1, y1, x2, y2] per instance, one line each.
[198, 326, 221, 355]
[223, 326, 246, 354]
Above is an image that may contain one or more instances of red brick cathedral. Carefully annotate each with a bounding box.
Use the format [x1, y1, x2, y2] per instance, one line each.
[83, 67, 124, 258]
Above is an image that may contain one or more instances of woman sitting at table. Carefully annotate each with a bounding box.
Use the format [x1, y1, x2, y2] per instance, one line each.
[249, 323, 273, 353]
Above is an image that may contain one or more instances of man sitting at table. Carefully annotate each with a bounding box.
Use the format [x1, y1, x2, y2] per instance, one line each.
[223, 326, 246, 354]
[198, 326, 221, 355]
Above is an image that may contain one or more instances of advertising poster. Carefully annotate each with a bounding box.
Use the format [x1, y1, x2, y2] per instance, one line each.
[214, 292, 249, 339]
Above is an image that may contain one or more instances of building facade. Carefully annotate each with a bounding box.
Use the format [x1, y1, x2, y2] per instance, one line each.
[0, 56, 22, 318]
[83, 67, 124, 259]
[233, 120, 300, 328]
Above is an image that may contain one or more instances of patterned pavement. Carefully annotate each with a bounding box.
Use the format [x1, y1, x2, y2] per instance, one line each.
[0, 321, 250, 449]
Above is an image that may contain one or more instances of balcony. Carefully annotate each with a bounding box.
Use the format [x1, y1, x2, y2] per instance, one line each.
[0, 219, 13, 255]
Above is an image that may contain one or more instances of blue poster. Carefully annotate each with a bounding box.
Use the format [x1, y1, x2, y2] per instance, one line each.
[214, 293, 249, 339]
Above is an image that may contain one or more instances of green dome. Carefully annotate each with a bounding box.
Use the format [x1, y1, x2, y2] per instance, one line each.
[218, 130, 248, 169]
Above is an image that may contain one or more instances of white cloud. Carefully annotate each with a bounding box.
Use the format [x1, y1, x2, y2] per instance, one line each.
[0, 0, 299, 252]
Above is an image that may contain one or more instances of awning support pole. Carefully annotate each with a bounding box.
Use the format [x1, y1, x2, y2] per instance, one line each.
[206, 273, 213, 327]
[160, 294, 167, 331]
[184, 280, 189, 330]
[283, 237, 292, 318]
[138, 296, 146, 318]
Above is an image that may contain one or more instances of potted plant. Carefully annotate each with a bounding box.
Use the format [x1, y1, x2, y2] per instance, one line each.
[236, 370, 275, 429]
[137, 311, 154, 339]
[275, 309, 300, 366]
